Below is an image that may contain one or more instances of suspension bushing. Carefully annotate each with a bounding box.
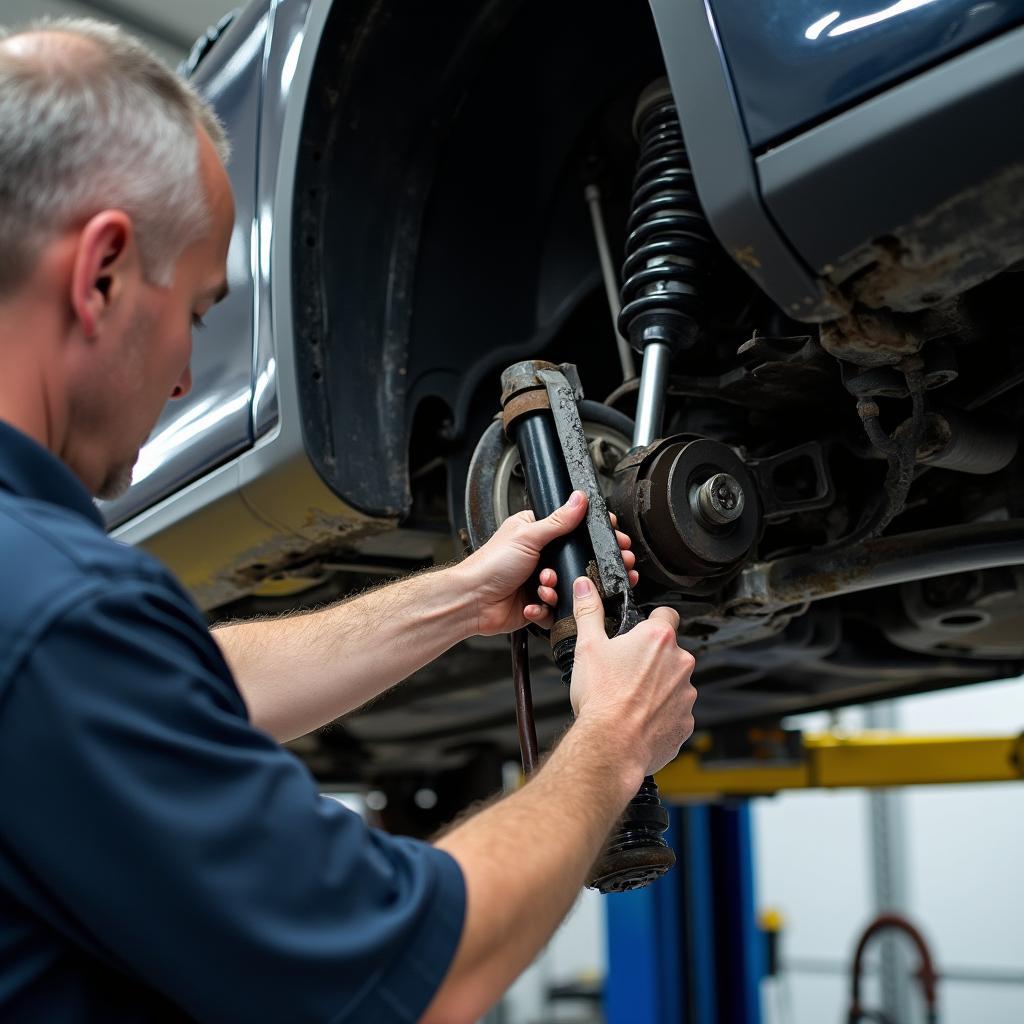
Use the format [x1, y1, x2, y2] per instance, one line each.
[500, 359, 557, 433]
[587, 777, 675, 893]
[612, 435, 760, 594]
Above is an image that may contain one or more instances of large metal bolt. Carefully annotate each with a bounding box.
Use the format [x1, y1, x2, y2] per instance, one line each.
[692, 472, 745, 527]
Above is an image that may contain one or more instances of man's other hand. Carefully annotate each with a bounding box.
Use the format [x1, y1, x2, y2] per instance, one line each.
[569, 576, 696, 777]
[455, 491, 638, 637]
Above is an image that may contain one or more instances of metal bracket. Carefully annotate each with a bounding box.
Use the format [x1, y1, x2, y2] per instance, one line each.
[748, 441, 835, 524]
[537, 366, 641, 636]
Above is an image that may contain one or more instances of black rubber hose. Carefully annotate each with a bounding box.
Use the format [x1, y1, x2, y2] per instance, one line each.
[510, 628, 539, 774]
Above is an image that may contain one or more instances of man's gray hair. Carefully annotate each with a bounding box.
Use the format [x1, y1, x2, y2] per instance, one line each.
[0, 17, 230, 295]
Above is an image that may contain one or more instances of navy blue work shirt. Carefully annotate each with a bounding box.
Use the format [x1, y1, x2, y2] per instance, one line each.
[0, 420, 465, 1023]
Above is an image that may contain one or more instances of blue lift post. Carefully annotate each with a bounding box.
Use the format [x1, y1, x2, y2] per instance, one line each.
[605, 803, 764, 1024]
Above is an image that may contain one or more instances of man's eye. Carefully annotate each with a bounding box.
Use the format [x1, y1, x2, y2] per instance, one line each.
[191, 313, 207, 331]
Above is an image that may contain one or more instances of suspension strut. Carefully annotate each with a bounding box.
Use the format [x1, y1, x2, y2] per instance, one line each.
[620, 79, 712, 448]
[467, 83, 754, 889]
[607, 80, 762, 594]
[501, 360, 675, 894]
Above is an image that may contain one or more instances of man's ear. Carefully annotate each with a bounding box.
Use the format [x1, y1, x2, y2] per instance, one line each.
[69, 210, 137, 339]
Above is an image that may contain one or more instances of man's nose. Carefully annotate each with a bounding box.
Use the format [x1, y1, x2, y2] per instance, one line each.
[171, 365, 192, 400]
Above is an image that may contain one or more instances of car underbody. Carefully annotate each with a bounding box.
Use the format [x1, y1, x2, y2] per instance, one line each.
[120, 0, 1024, 819]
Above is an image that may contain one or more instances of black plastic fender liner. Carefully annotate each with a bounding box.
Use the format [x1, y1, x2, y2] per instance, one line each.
[294, 0, 665, 519]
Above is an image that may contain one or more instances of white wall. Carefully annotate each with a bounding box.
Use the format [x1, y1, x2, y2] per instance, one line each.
[0, 0, 191, 64]
[500, 888, 606, 1023]
[755, 678, 1024, 1024]
[494, 678, 1024, 1024]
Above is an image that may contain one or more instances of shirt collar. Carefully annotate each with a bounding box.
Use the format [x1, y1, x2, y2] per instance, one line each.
[0, 419, 104, 529]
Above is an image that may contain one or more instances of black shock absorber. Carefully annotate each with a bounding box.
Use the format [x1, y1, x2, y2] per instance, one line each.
[619, 79, 712, 449]
[500, 361, 675, 894]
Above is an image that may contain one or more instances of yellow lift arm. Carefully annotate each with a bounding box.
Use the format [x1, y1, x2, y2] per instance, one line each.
[656, 730, 1024, 800]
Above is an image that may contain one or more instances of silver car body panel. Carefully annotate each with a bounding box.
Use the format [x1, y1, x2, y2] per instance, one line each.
[112, 0, 397, 611]
[103, 2, 272, 527]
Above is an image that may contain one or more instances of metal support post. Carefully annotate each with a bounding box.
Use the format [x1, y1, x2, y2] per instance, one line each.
[604, 804, 763, 1024]
[865, 702, 913, 1024]
[605, 809, 685, 1024]
[709, 803, 764, 1024]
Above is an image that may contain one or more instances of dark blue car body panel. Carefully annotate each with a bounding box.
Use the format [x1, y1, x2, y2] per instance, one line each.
[709, 0, 1024, 148]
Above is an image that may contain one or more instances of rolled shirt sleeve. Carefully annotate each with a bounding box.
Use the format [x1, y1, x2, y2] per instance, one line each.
[0, 577, 465, 1023]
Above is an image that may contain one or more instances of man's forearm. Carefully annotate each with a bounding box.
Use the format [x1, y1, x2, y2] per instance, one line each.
[423, 718, 643, 1024]
[212, 566, 477, 741]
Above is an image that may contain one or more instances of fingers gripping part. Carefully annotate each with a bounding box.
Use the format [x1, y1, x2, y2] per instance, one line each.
[500, 359, 674, 893]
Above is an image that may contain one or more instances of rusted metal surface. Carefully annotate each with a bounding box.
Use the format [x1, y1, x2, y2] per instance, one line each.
[585, 776, 675, 893]
[537, 366, 641, 636]
[500, 359, 558, 406]
[463, 418, 506, 552]
[692, 473, 746, 527]
[728, 519, 1024, 614]
[831, 162, 1024, 315]
[820, 308, 923, 368]
[232, 526, 377, 585]
[668, 333, 842, 411]
[611, 434, 760, 596]
[837, 339, 959, 406]
[496, 360, 670, 893]
[913, 411, 954, 461]
[500, 359, 577, 435]
[850, 355, 926, 542]
[549, 615, 579, 649]
[587, 835, 676, 894]
[501, 388, 551, 434]
[147, 486, 397, 612]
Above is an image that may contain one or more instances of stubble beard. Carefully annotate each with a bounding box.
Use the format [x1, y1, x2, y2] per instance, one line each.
[93, 303, 160, 502]
[95, 460, 136, 501]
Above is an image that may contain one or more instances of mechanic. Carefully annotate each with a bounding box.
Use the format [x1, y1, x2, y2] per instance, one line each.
[0, 19, 697, 1024]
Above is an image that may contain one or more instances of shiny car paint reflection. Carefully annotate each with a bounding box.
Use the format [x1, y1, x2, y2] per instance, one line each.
[708, 0, 1024, 147]
[101, 3, 273, 527]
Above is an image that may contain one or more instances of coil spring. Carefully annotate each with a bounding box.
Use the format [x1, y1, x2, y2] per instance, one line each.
[617, 92, 711, 353]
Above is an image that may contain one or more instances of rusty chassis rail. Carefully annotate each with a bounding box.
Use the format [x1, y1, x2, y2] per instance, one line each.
[727, 519, 1024, 614]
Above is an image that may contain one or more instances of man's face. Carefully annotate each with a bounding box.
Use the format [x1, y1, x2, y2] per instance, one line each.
[92, 131, 234, 499]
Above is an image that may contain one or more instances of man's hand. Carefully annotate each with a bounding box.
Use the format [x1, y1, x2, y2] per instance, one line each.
[455, 491, 639, 637]
[216, 491, 640, 742]
[569, 575, 696, 776]
[424, 570, 697, 1024]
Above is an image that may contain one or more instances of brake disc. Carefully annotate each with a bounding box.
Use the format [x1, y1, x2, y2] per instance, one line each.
[464, 400, 634, 550]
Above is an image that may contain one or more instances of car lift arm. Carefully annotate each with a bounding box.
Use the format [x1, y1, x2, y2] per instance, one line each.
[655, 729, 1024, 799]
